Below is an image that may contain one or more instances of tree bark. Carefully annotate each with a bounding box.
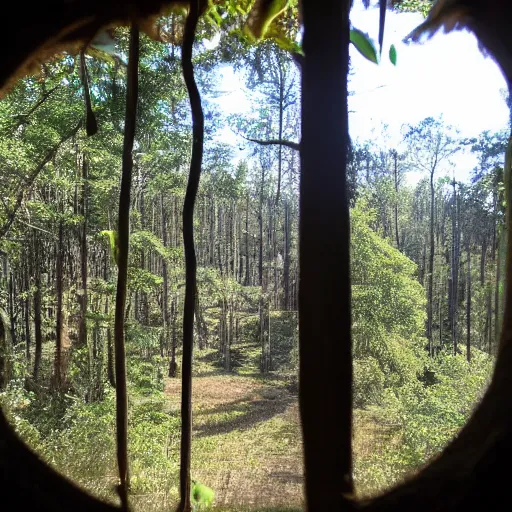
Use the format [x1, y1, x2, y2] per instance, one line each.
[32, 236, 42, 382]
[244, 193, 250, 286]
[178, 4, 203, 510]
[8, 271, 16, 347]
[427, 169, 435, 356]
[161, 193, 171, 358]
[169, 296, 177, 378]
[467, 242, 471, 362]
[24, 259, 31, 363]
[283, 199, 291, 310]
[393, 150, 400, 250]
[113, 25, 139, 508]
[299, 0, 353, 509]
[53, 218, 64, 389]
[77, 155, 88, 348]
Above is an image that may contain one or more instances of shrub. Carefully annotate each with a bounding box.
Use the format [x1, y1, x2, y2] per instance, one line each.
[353, 357, 385, 408]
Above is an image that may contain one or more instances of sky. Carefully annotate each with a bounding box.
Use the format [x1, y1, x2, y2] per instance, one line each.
[208, 1, 510, 184]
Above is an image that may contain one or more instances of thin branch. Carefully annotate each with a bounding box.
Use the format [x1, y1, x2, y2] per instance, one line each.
[17, 219, 57, 238]
[245, 136, 300, 152]
[379, 0, 386, 56]
[178, 1, 204, 511]
[6, 85, 61, 131]
[114, 23, 139, 512]
[0, 120, 81, 239]
[26, 85, 61, 118]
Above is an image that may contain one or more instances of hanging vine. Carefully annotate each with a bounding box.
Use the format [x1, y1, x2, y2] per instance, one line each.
[79, 49, 98, 136]
[114, 23, 140, 511]
[178, 1, 205, 511]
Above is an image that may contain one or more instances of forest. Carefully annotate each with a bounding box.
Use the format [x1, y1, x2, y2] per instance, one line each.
[0, 1, 505, 510]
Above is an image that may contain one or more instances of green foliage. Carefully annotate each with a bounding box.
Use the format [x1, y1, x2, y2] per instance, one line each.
[353, 357, 385, 408]
[244, 0, 290, 41]
[394, 0, 433, 17]
[128, 268, 164, 293]
[100, 229, 119, 266]
[350, 28, 379, 64]
[191, 480, 215, 510]
[354, 349, 493, 496]
[352, 203, 426, 394]
[389, 44, 397, 65]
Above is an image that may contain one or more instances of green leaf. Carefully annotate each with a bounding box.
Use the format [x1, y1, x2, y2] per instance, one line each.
[244, 0, 289, 41]
[191, 480, 215, 508]
[389, 44, 397, 65]
[100, 230, 119, 267]
[264, 26, 302, 53]
[350, 28, 379, 65]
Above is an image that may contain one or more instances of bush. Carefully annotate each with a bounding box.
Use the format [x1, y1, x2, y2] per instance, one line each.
[353, 357, 385, 408]
[354, 349, 494, 497]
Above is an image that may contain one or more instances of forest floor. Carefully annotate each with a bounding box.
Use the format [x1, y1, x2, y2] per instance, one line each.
[161, 347, 400, 509]
[165, 370, 303, 509]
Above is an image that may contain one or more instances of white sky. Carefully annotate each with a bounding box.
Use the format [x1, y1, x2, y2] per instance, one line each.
[209, 1, 510, 184]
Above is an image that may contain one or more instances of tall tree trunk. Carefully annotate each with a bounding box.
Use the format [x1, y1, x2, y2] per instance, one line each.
[53, 219, 64, 389]
[244, 193, 250, 286]
[209, 197, 215, 266]
[104, 256, 115, 389]
[467, 242, 472, 362]
[480, 239, 487, 286]
[393, 150, 400, 250]
[299, 0, 353, 509]
[275, 62, 284, 205]
[24, 259, 31, 363]
[8, 271, 16, 347]
[225, 298, 232, 372]
[78, 156, 88, 348]
[490, 191, 497, 353]
[178, 5, 203, 509]
[283, 199, 291, 310]
[195, 290, 207, 350]
[451, 180, 459, 355]
[495, 230, 502, 348]
[487, 289, 493, 353]
[161, 194, 171, 359]
[217, 205, 224, 276]
[427, 169, 435, 356]
[258, 170, 264, 287]
[107, 327, 116, 388]
[32, 237, 42, 382]
[169, 296, 178, 378]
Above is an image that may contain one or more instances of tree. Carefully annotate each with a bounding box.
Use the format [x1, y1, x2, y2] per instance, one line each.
[403, 117, 459, 356]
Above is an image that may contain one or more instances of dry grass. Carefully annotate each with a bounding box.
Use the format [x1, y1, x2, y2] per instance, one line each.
[353, 408, 401, 460]
[163, 370, 402, 509]
[165, 372, 304, 509]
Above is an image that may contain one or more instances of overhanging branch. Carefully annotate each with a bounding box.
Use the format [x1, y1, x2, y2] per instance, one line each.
[245, 137, 300, 151]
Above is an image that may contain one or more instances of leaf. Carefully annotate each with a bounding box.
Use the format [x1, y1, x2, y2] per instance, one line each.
[100, 230, 119, 267]
[350, 28, 379, 64]
[264, 26, 302, 53]
[191, 480, 215, 508]
[244, 0, 289, 41]
[389, 44, 397, 65]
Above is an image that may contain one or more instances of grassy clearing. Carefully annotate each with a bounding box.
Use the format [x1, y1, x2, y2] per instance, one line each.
[5, 342, 402, 511]
[165, 369, 303, 509]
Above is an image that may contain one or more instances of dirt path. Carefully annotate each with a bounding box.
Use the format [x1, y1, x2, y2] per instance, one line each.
[165, 373, 304, 509]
